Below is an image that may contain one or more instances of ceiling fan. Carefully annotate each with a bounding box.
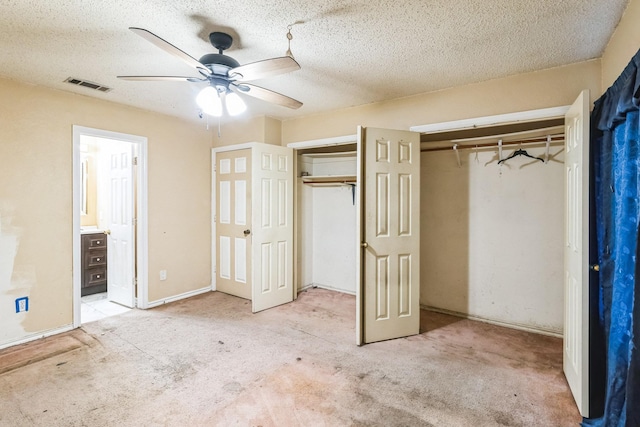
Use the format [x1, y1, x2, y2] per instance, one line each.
[118, 27, 303, 117]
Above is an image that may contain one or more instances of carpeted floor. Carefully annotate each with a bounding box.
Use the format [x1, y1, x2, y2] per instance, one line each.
[0, 288, 581, 426]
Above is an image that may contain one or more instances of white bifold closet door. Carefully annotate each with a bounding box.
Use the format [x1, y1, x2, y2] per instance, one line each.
[216, 143, 294, 313]
[563, 89, 590, 417]
[357, 127, 421, 345]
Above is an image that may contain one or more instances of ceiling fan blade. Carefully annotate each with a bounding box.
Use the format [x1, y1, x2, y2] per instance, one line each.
[129, 27, 210, 75]
[230, 56, 300, 81]
[234, 83, 302, 109]
[117, 76, 205, 82]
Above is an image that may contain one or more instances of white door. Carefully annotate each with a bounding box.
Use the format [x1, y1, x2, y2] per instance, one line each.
[358, 127, 421, 344]
[251, 144, 294, 313]
[216, 149, 252, 300]
[104, 141, 136, 308]
[563, 89, 590, 417]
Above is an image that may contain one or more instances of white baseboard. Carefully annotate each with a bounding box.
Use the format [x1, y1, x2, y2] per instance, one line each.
[421, 305, 563, 338]
[298, 283, 356, 296]
[146, 287, 211, 309]
[0, 324, 75, 350]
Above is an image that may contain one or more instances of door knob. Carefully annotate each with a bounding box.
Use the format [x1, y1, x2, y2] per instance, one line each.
[361, 242, 369, 248]
[104, 230, 111, 235]
[244, 229, 251, 236]
[590, 264, 600, 272]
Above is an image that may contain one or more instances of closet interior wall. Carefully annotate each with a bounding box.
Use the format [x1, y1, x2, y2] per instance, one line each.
[420, 125, 566, 335]
[296, 146, 357, 294]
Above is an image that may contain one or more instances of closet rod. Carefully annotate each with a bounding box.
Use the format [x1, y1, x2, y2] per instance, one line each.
[302, 181, 355, 185]
[421, 135, 564, 153]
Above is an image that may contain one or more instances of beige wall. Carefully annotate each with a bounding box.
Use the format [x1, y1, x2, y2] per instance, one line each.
[601, 0, 640, 90]
[0, 78, 213, 347]
[281, 60, 601, 143]
[211, 115, 282, 147]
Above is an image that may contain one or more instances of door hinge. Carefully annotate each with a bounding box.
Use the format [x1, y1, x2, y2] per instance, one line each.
[213, 214, 216, 223]
[133, 156, 138, 166]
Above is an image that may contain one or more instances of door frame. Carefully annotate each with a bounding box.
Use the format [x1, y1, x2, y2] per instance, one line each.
[72, 125, 149, 327]
[286, 135, 359, 305]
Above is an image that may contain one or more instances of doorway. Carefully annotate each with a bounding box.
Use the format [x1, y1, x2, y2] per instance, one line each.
[72, 126, 149, 327]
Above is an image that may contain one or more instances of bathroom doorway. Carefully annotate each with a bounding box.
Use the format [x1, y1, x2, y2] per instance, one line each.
[72, 126, 148, 326]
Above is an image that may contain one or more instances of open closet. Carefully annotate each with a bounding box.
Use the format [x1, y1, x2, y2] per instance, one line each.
[418, 117, 567, 336]
[295, 144, 358, 295]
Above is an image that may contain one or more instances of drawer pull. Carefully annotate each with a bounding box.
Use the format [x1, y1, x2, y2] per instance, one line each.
[97, 241, 101, 244]
[96, 258, 101, 262]
[96, 275, 101, 278]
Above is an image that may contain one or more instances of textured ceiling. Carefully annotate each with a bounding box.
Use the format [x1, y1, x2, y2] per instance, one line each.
[0, 0, 629, 124]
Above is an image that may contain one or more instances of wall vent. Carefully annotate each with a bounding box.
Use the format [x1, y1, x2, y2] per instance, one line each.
[64, 77, 112, 92]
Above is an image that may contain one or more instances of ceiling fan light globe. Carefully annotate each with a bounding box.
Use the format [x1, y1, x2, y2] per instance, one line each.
[226, 92, 247, 116]
[196, 86, 223, 117]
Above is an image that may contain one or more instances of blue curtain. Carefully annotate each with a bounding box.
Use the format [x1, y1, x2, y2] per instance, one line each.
[584, 49, 640, 427]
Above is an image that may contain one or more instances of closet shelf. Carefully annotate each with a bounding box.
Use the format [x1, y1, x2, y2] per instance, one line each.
[301, 175, 356, 186]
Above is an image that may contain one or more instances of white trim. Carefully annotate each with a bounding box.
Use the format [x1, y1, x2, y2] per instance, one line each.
[137, 139, 149, 309]
[421, 305, 563, 338]
[355, 126, 363, 346]
[72, 125, 149, 328]
[211, 149, 217, 291]
[0, 325, 75, 351]
[73, 130, 82, 328]
[410, 106, 570, 134]
[287, 134, 357, 150]
[299, 282, 356, 296]
[146, 286, 212, 308]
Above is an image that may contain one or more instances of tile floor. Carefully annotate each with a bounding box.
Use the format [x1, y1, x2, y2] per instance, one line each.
[81, 292, 131, 323]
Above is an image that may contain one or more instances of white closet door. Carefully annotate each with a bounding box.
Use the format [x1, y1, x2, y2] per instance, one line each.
[216, 149, 252, 300]
[358, 127, 421, 344]
[251, 144, 294, 312]
[563, 89, 590, 417]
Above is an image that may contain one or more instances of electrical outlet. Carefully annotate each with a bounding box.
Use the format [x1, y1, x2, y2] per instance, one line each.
[15, 297, 29, 313]
[160, 270, 167, 281]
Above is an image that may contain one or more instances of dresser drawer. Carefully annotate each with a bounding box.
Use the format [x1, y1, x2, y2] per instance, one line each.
[84, 267, 107, 288]
[84, 249, 107, 268]
[84, 234, 106, 249]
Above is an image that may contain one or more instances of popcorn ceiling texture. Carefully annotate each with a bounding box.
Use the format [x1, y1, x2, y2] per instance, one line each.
[0, 0, 628, 123]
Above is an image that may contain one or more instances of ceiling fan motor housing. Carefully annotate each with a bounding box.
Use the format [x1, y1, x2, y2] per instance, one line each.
[201, 32, 240, 76]
[199, 53, 240, 76]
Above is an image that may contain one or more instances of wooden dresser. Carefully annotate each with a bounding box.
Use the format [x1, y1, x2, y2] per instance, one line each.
[81, 232, 107, 296]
